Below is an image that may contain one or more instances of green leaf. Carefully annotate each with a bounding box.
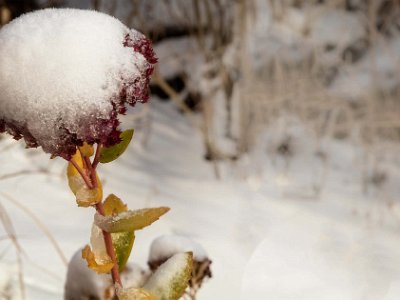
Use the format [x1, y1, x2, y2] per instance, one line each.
[113, 231, 135, 272]
[102, 194, 135, 272]
[99, 129, 134, 163]
[144, 252, 193, 300]
[94, 207, 170, 233]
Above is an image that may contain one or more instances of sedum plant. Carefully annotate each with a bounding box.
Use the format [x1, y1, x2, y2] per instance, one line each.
[0, 8, 192, 299]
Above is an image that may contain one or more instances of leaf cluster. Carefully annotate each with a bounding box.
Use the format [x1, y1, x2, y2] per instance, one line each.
[66, 130, 193, 300]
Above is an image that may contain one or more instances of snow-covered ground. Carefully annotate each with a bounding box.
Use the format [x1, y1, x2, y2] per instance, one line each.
[1, 99, 400, 299]
[1, 1, 400, 299]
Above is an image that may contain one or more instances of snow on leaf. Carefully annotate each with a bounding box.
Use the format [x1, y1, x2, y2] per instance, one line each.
[149, 235, 208, 263]
[90, 225, 109, 260]
[144, 252, 193, 300]
[102, 194, 135, 272]
[99, 129, 134, 163]
[94, 207, 170, 233]
[76, 185, 102, 207]
[81, 245, 114, 274]
[115, 285, 155, 300]
[68, 174, 86, 195]
[88, 223, 120, 275]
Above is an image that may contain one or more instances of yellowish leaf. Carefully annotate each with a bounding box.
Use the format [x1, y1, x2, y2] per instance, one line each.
[103, 194, 128, 216]
[76, 185, 102, 207]
[116, 286, 155, 300]
[67, 150, 85, 177]
[67, 149, 87, 194]
[67, 148, 103, 205]
[103, 194, 133, 272]
[94, 207, 170, 233]
[79, 142, 94, 157]
[144, 252, 193, 300]
[81, 245, 114, 274]
[68, 174, 86, 195]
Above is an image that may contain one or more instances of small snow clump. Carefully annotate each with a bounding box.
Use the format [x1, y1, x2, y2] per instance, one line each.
[65, 249, 149, 300]
[148, 235, 212, 289]
[0, 8, 156, 159]
[148, 235, 208, 263]
[64, 249, 110, 300]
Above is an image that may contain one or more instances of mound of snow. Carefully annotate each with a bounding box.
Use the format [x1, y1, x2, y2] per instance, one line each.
[148, 235, 208, 263]
[0, 8, 156, 159]
[65, 249, 148, 299]
[64, 249, 110, 300]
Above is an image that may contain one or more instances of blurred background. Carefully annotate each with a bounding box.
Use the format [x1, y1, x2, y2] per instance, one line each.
[1, 0, 400, 299]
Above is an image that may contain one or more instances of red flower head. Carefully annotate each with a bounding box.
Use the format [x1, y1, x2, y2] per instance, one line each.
[0, 9, 157, 159]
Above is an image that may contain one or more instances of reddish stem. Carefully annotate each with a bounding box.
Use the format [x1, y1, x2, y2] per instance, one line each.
[84, 156, 97, 188]
[88, 151, 122, 288]
[69, 159, 93, 189]
[78, 147, 88, 170]
[70, 147, 123, 289]
[92, 144, 102, 170]
[95, 201, 122, 286]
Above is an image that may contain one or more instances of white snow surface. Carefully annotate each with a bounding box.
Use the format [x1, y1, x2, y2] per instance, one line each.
[1, 3, 400, 300]
[1, 100, 400, 300]
[65, 249, 147, 299]
[330, 35, 400, 100]
[0, 8, 148, 155]
[64, 249, 110, 300]
[149, 235, 208, 262]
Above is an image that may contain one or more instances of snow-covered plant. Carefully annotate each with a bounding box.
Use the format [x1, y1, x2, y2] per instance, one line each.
[0, 9, 193, 299]
[148, 235, 212, 300]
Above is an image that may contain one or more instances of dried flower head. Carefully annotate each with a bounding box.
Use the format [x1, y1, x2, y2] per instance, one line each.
[0, 9, 157, 159]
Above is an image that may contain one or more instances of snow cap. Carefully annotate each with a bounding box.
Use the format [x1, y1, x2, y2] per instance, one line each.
[149, 235, 208, 262]
[0, 8, 156, 159]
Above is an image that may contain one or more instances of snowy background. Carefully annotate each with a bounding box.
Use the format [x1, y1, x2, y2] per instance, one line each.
[1, 0, 400, 299]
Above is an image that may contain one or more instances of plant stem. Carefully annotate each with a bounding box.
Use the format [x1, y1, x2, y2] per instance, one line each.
[87, 149, 123, 288]
[84, 156, 96, 187]
[70, 146, 123, 291]
[78, 147, 88, 170]
[69, 159, 93, 189]
[70, 145, 122, 287]
[92, 144, 102, 170]
[95, 201, 122, 286]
